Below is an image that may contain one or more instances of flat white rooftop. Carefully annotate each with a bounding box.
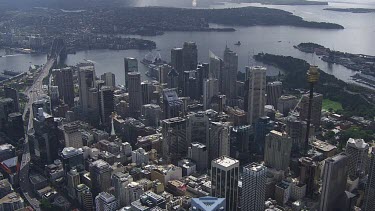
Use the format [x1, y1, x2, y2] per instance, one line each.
[212, 156, 239, 168]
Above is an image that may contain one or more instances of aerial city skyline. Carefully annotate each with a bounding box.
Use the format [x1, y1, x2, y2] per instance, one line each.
[0, 0, 375, 211]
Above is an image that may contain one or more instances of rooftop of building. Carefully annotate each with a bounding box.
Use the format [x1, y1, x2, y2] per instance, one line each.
[60, 147, 82, 158]
[123, 117, 145, 128]
[232, 125, 252, 132]
[63, 122, 80, 132]
[99, 151, 115, 158]
[154, 164, 181, 175]
[270, 130, 283, 137]
[0, 179, 11, 189]
[347, 138, 369, 149]
[267, 81, 282, 86]
[0, 98, 13, 103]
[279, 95, 298, 100]
[142, 104, 161, 109]
[212, 156, 239, 168]
[163, 89, 182, 105]
[0, 192, 23, 204]
[91, 159, 110, 169]
[137, 134, 162, 143]
[0, 143, 15, 151]
[30, 173, 47, 184]
[246, 66, 267, 71]
[76, 183, 89, 191]
[191, 142, 206, 149]
[2, 157, 18, 168]
[128, 71, 140, 76]
[179, 159, 196, 168]
[276, 181, 290, 190]
[8, 112, 22, 118]
[311, 139, 337, 152]
[244, 162, 266, 172]
[326, 152, 349, 163]
[97, 192, 116, 202]
[91, 128, 109, 136]
[162, 117, 186, 124]
[302, 92, 323, 98]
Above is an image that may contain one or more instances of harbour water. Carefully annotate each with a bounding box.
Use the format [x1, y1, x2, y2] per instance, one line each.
[0, 0, 374, 85]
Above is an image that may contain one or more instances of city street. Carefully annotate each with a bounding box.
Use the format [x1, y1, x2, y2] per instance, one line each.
[19, 58, 55, 211]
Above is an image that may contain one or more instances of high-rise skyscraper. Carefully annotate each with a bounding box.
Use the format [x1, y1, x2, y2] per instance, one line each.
[67, 168, 80, 198]
[4, 86, 19, 112]
[99, 86, 114, 126]
[159, 64, 171, 85]
[182, 42, 198, 72]
[60, 147, 84, 173]
[162, 89, 183, 119]
[78, 65, 95, 116]
[95, 192, 118, 211]
[320, 153, 349, 211]
[266, 81, 282, 108]
[345, 138, 369, 179]
[299, 92, 323, 128]
[63, 122, 83, 149]
[128, 72, 142, 117]
[0, 98, 15, 131]
[88, 88, 100, 127]
[223, 46, 238, 99]
[264, 130, 292, 171]
[231, 125, 253, 156]
[112, 172, 133, 207]
[7, 112, 24, 140]
[188, 142, 208, 172]
[76, 184, 93, 211]
[31, 108, 59, 166]
[183, 70, 198, 99]
[90, 160, 112, 197]
[364, 147, 375, 211]
[196, 63, 209, 97]
[167, 68, 179, 89]
[285, 115, 313, 153]
[141, 81, 153, 105]
[254, 116, 273, 155]
[244, 66, 267, 125]
[101, 72, 116, 87]
[161, 117, 187, 163]
[171, 48, 184, 88]
[241, 163, 267, 211]
[203, 78, 219, 110]
[187, 112, 209, 146]
[211, 156, 239, 211]
[209, 50, 223, 79]
[299, 157, 318, 198]
[124, 57, 138, 90]
[209, 122, 230, 162]
[53, 67, 75, 108]
[277, 95, 298, 116]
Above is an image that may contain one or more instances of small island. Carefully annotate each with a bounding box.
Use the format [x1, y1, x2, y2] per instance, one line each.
[241, 0, 328, 5]
[324, 8, 375, 13]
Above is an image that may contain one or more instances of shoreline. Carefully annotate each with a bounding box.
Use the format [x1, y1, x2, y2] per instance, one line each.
[324, 8, 375, 14]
